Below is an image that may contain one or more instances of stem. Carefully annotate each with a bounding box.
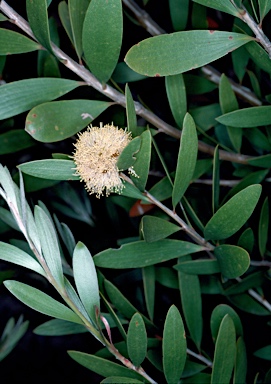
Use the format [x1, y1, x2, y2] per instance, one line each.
[239, 5, 271, 57]
[0, 0, 253, 165]
[187, 348, 213, 368]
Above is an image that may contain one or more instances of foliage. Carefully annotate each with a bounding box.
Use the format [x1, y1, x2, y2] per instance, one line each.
[0, 0, 271, 383]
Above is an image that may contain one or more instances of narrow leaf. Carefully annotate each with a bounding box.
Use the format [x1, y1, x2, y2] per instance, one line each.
[73, 241, 100, 323]
[131, 130, 152, 191]
[125, 31, 252, 76]
[192, 0, 240, 16]
[34, 319, 87, 336]
[0, 78, 80, 120]
[0, 28, 41, 54]
[18, 159, 78, 180]
[234, 337, 247, 384]
[210, 304, 243, 342]
[258, 0, 271, 22]
[169, 0, 189, 31]
[212, 145, 220, 214]
[172, 113, 198, 208]
[69, 0, 90, 59]
[174, 259, 220, 275]
[142, 265, 155, 321]
[204, 184, 262, 240]
[216, 106, 271, 127]
[141, 216, 180, 242]
[93, 240, 204, 269]
[4, 280, 82, 324]
[163, 305, 186, 383]
[25, 100, 111, 142]
[125, 84, 137, 136]
[258, 197, 269, 257]
[254, 345, 271, 360]
[214, 245, 250, 278]
[127, 313, 147, 367]
[165, 73, 187, 128]
[211, 315, 236, 384]
[82, 0, 123, 83]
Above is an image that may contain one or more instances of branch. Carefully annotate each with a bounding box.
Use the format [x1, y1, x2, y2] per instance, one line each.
[0, 0, 252, 165]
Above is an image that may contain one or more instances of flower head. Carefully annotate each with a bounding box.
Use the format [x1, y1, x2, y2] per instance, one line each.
[72, 123, 132, 197]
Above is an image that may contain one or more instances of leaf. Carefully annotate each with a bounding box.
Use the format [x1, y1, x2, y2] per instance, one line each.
[127, 313, 147, 367]
[174, 259, 220, 275]
[254, 345, 271, 360]
[0, 28, 41, 54]
[34, 205, 64, 287]
[245, 41, 271, 76]
[34, 319, 87, 336]
[224, 271, 264, 295]
[68, 0, 90, 59]
[0, 130, 35, 155]
[184, 74, 217, 95]
[228, 293, 270, 316]
[192, 0, 240, 16]
[141, 216, 181, 242]
[93, 239, 204, 269]
[258, 197, 269, 257]
[0, 241, 46, 277]
[4, 280, 82, 324]
[112, 62, 147, 83]
[26, 0, 52, 53]
[204, 184, 262, 240]
[234, 337, 247, 384]
[82, 0, 123, 83]
[165, 74, 187, 128]
[258, 0, 271, 22]
[58, 1, 73, 43]
[211, 315, 236, 384]
[142, 265, 155, 321]
[68, 351, 143, 380]
[25, 100, 111, 142]
[125, 31, 252, 77]
[130, 130, 152, 191]
[0, 317, 29, 362]
[172, 113, 198, 208]
[178, 255, 202, 350]
[0, 78, 80, 120]
[101, 378, 143, 383]
[125, 84, 137, 136]
[210, 304, 243, 342]
[163, 305, 186, 383]
[212, 145, 220, 214]
[155, 267, 179, 289]
[169, 0, 189, 31]
[214, 245, 250, 279]
[73, 242, 100, 324]
[237, 227, 254, 253]
[216, 106, 271, 127]
[116, 137, 141, 171]
[18, 159, 79, 180]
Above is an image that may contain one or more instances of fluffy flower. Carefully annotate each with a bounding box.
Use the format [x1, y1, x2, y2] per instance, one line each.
[72, 123, 132, 197]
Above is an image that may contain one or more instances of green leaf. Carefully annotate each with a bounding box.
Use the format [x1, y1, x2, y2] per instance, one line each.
[34, 205, 64, 287]
[192, 0, 240, 16]
[204, 184, 262, 240]
[211, 315, 236, 384]
[178, 255, 202, 349]
[0, 28, 41, 55]
[93, 239, 204, 269]
[125, 84, 138, 136]
[210, 304, 243, 342]
[25, 100, 111, 142]
[127, 313, 147, 367]
[254, 345, 271, 360]
[73, 242, 100, 323]
[248, 154, 271, 168]
[4, 280, 82, 324]
[34, 319, 87, 336]
[228, 293, 270, 315]
[224, 271, 264, 296]
[190, 103, 221, 132]
[116, 137, 141, 171]
[184, 74, 217, 95]
[0, 242, 46, 277]
[234, 337, 247, 384]
[155, 267, 179, 290]
[101, 378, 143, 383]
[212, 145, 220, 214]
[237, 227, 254, 253]
[82, 0, 123, 83]
[18, 159, 79, 180]
[112, 62, 147, 83]
[130, 130, 152, 191]
[163, 305, 186, 383]
[26, 0, 52, 53]
[258, 197, 269, 257]
[165, 74, 186, 128]
[172, 113, 198, 208]
[68, 351, 143, 380]
[174, 259, 220, 275]
[0, 78, 80, 120]
[141, 216, 180, 242]
[125, 31, 252, 77]
[216, 106, 271, 127]
[103, 279, 152, 328]
[0, 317, 29, 362]
[258, 0, 271, 22]
[169, 0, 189, 31]
[214, 245, 250, 279]
[142, 265, 155, 321]
[0, 130, 35, 155]
[69, 0, 90, 59]
[58, 1, 74, 44]
[245, 41, 271, 76]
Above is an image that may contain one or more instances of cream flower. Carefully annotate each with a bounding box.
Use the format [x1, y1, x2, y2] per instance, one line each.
[72, 123, 132, 197]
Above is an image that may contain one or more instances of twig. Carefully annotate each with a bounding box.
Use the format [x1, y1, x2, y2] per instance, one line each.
[250, 260, 271, 268]
[187, 348, 213, 368]
[122, 0, 262, 107]
[0, 0, 252, 165]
